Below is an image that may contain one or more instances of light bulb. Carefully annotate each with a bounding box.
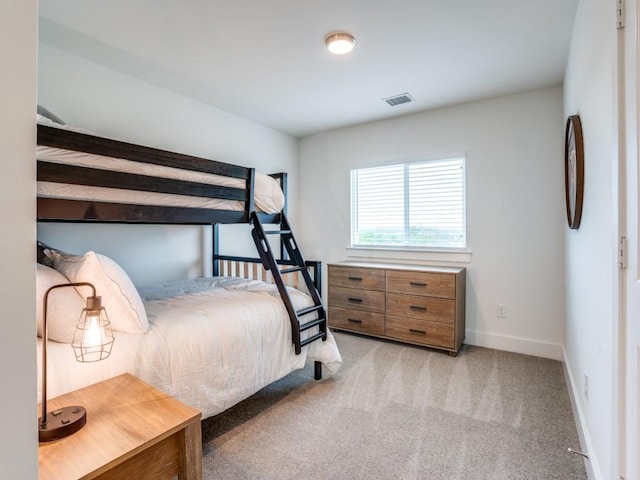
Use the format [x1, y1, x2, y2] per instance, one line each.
[83, 312, 103, 348]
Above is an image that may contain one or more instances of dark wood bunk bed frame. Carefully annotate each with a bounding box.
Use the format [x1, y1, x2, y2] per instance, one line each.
[36, 124, 328, 379]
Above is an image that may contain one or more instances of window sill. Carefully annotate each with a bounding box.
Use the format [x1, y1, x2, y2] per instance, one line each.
[346, 247, 472, 265]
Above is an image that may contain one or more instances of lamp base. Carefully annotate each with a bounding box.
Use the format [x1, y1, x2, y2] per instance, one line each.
[39, 405, 87, 442]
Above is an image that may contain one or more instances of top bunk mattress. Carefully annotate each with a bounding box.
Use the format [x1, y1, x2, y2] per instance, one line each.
[36, 117, 285, 216]
[37, 145, 285, 214]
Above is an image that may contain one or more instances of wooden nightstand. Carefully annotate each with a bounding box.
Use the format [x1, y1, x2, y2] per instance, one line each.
[38, 373, 202, 480]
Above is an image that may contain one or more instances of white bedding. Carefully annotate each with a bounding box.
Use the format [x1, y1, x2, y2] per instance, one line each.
[36, 126, 285, 214]
[37, 276, 341, 419]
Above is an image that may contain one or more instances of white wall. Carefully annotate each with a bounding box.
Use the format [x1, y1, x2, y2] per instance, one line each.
[0, 0, 38, 477]
[563, 0, 617, 478]
[299, 87, 566, 360]
[37, 44, 298, 286]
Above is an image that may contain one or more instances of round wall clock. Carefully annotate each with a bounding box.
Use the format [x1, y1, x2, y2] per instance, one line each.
[564, 115, 584, 229]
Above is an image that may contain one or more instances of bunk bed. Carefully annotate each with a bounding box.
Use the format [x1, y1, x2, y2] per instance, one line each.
[35, 118, 341, 420]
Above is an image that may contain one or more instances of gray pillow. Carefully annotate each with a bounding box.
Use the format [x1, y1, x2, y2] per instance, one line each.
[36, 241, 56, 268]
[37, 105, 65, 125]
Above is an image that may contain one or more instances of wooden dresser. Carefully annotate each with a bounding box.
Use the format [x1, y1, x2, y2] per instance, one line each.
[328, 261, 466, 356]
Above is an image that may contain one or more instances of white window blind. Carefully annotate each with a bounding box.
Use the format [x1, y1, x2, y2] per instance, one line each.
[351, 157, 466, 248]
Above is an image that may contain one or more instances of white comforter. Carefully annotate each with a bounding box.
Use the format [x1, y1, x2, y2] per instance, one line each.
[37, 277, 342, 419]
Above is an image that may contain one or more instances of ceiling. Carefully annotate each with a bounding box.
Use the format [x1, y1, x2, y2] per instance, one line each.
[38, 0, 579, 138]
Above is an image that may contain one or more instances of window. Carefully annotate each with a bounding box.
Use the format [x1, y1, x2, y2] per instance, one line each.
[350, 157, 466, 249]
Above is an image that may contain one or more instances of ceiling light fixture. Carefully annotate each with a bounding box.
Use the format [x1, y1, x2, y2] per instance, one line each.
[325, 32, 355, 55]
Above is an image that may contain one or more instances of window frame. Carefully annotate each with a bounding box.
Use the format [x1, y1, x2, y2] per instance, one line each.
[350, 155, 467, 251]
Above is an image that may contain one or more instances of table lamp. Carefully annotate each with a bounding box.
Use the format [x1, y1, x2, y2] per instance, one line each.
[39, 282, 114, 442]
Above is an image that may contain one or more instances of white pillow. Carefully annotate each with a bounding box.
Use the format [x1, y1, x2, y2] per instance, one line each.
[36, 263, 86, 343]
[50, 250, 149, 334]
[254, 173, 285, 214]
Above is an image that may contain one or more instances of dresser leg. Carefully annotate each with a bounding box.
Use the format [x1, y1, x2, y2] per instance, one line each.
[449, 351, 458, 358]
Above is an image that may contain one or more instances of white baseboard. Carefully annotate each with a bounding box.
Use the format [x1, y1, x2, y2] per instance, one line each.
[562, 348, 600, 480]
[464, 329, 563, 360]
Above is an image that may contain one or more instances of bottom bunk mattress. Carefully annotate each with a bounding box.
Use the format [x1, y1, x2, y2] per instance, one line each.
[37, 276, 342, 419]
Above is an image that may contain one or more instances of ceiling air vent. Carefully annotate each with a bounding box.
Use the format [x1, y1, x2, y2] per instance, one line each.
[383, 93, 414, 107]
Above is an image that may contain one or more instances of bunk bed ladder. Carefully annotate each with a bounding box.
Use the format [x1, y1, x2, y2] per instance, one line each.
[250, 211, 328, 356]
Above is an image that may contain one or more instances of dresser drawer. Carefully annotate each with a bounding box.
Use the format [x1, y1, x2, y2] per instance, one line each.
[329, 286, 385, 312]
[329, 307, 385, 335]
[329, 265, 385, 291]
[385, 315, 455, 348]
[386, 270, 456, 299]
[386, 293, 455, 323]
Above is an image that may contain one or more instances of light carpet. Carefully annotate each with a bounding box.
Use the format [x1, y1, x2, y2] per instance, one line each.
[201, 332, 587, 479]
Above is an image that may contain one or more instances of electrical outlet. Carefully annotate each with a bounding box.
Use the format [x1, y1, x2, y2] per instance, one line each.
[584, 373, 589, 400]
[497, 304, 506, 318]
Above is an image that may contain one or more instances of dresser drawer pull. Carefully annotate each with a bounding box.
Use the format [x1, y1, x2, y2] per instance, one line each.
[410, 305, 427, 312]
[409, 329, 427, 336]
[347, 318, 363, 324]
[348, 297, 363, 303]
[410, 281, 427, 287]
[348, 276, 363, 281]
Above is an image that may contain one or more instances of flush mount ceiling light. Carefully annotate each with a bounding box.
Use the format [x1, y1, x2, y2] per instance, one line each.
[325, 32, 355, 55]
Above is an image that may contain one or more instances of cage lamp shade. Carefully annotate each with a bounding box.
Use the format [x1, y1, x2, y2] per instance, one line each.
[325, 32, 355, 55]
[39, 282, 114, 442]
[72, 295, 114, 362]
